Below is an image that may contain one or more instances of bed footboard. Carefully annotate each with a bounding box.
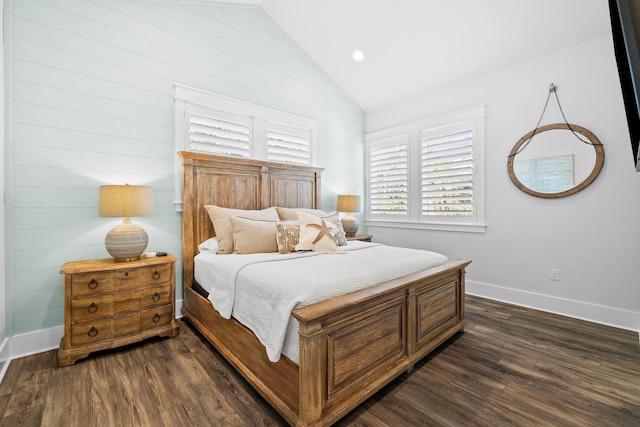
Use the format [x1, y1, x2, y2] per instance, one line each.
[293, 259, 470, 426]
[182, 259, 469, 427]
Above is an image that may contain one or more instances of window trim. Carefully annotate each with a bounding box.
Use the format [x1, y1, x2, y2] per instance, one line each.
[174, 83, 317, 211]
[365, 105, 486, 233]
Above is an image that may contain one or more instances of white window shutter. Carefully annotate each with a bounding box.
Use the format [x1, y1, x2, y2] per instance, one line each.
[421, 127, 474, 217]
[369, 143, 409, 216]
[265, 122, 311, 165]
[189, 111, 252, 158]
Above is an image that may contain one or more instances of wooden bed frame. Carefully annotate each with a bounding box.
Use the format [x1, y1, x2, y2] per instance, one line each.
[179, 151, 471, 427]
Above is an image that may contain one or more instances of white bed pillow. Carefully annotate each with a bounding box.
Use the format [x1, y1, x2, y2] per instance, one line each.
[198, 237, 220, 253]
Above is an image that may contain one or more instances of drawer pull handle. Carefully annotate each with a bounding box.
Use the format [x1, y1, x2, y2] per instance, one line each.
[124, 272, 129, 277]
[152, 313, 161, 323]
[88, 279, 98, 290]
[152, 292, 160, 301]
[88, 327, 98, 337]
[88, 303, 98, 313]
[152, 271, 161, 280]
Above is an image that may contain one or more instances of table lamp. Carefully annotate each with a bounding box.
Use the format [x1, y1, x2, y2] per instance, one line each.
[99, 184, 154, 262]
[337, 194, 361, 237]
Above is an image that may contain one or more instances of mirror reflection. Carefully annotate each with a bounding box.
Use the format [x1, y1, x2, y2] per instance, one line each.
[507, 124, 604, 198]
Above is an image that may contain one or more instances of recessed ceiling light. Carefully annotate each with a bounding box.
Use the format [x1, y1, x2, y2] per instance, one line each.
[352, 50, 364, 62]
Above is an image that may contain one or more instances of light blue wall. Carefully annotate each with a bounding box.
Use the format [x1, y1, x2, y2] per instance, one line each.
[5, 0, 365, 336]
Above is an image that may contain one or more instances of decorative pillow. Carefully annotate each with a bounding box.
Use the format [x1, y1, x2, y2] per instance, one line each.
[198, 237, 220, 253]
[322, 212, 348, 246]
[229, 216, 278, 254]
[276, 206, 328, 221]
[204, 205, 279, 254]
[295, 212, 344, 254]
[276, 222, 300, 254]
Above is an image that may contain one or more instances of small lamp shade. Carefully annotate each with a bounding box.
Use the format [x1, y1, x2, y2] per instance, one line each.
[99, 184, 154, 262]
[337, 194, 361, 237]
[337, 195, 361, 213]
[99, 185, 154, 218]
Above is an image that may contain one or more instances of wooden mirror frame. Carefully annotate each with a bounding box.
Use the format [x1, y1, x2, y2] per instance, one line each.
[507, 123, 605, 199]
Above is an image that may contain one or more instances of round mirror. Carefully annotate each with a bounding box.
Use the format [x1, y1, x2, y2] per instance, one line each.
[507, 123, 604, 198]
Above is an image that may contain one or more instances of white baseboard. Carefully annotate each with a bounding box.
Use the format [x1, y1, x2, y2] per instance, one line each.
[0, 337, 10, 383]
[10, 325, 64, 361]
[0, 329, 58, 384]
[467, 280, 640, 336]
[0, 299, 184, 384]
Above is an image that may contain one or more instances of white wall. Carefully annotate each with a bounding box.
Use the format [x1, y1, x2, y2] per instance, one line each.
[4, 0, 363, 344]
[367, 34, 640, 331]
[1, 0, 9, 380]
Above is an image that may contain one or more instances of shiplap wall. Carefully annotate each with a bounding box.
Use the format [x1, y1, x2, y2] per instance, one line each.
[6, 0, 364, 336]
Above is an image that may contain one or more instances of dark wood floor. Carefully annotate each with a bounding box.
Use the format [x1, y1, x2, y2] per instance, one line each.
[0, 295, 638, 426]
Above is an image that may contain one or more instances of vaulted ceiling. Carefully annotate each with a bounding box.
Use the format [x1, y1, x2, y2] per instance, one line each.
[231, 0, 612, 112]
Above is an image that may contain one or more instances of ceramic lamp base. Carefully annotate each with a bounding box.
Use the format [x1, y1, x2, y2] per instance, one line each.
[105, 218, 148, 262]
[341, 214, 359, 237]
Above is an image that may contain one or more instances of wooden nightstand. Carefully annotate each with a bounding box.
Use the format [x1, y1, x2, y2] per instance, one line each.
[347, 234, 373, 242]
[57, 254, 180, 366]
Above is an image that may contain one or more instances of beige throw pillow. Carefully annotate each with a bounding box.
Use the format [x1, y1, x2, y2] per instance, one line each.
[204, 205, 279, 254]
[276, 206, 328, 221]
[295, 212, 344, 254]
[229, 216, 278, 254]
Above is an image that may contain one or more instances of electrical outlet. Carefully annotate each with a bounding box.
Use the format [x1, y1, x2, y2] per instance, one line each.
[550, 268, 560, 281]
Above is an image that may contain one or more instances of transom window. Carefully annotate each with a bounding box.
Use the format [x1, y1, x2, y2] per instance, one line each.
[175, 83, 316, 164]
[189, 110, 252, 158]
[173, 84, 317, 210]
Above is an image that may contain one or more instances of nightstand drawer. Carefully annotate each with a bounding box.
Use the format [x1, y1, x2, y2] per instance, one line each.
[71, 313, 140, 345]
[140, 285, 171, 310]
[140, 264, 171, 285]
[141, 305, 172, 330]
[71, 294, 114, 321]
[70, 290, 140, 322]
[71, 318, 114, 345]
[71, 269, 140, 297]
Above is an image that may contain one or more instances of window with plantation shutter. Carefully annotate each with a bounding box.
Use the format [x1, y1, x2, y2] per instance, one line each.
[369, 140, 409, 217]
[265, 122, 312, 165]
[421, 126, 474, 218]
[365, 106, 485, 233]
[189, 111, 252, 158]
[174, 84, 317, 211]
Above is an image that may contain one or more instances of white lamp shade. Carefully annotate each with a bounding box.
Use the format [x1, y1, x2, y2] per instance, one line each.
[336, 194, 361, 213]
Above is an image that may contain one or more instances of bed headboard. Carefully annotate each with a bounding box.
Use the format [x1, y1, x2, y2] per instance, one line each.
[178, 151, 324, 288]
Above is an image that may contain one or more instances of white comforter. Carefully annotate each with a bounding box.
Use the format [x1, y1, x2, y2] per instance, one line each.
[194, 241, 448, 363]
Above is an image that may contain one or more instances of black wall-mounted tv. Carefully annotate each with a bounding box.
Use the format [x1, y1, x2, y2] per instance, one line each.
[609, 0, 640, 171]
